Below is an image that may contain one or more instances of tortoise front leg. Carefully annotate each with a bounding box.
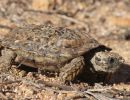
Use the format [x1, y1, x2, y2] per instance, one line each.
[59, 56, 85, 83]
[0, 49, 16, 73]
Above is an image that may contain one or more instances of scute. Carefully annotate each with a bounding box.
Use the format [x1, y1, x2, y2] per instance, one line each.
[0, 24, 100, 65]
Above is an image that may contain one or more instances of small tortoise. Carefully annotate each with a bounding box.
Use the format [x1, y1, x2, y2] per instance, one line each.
[0, 24, 124, 82]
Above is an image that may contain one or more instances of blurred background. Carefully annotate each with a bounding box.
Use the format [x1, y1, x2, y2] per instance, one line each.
[0, 0, 130, 99]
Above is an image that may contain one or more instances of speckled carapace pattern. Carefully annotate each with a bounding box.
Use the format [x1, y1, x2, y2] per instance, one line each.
[0, 24, 100, 68]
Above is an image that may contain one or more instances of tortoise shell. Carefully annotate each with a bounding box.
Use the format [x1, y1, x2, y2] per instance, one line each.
[0, 24, 101, 68]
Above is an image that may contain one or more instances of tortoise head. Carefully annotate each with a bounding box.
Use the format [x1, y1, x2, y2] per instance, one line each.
[91, 51, 124, 73]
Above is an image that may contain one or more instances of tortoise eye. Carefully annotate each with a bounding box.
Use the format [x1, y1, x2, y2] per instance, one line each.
[108, 57, 117, 65]
[109, 58, 114, 63]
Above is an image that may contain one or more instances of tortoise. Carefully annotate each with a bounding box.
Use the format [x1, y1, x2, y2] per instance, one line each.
[0, 24, 124, 82]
